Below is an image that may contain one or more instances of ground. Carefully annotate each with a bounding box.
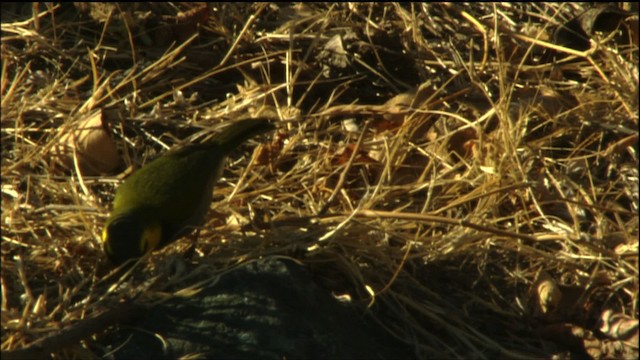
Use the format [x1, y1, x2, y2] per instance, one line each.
[1, 3, 638, 359]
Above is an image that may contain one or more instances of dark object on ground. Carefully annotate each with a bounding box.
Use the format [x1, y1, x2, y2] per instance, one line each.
[107, 258, 411, 359]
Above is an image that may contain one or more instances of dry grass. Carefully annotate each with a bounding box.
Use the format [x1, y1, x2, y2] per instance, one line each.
[2, 3, 638, 359]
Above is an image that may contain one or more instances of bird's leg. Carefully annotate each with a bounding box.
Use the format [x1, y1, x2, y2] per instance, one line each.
[182, 227, 200, 261]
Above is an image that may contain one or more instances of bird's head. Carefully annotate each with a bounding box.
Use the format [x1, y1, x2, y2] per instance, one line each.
[102, 209, 162, 265]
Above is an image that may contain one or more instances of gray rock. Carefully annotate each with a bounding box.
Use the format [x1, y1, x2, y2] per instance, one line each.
[107, 258, 410, 359]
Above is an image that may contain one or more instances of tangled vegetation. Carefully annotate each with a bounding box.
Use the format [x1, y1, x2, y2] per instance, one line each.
[2, 3, 638, 359]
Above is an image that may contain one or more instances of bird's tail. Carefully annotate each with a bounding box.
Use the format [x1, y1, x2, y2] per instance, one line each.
[214, 118, 275, 153]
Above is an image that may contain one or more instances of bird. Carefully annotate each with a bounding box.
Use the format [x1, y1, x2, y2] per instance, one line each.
[102, 119, 274, 265]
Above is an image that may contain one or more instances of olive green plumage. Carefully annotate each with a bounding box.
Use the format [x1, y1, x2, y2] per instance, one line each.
[102, 119, 274, 264]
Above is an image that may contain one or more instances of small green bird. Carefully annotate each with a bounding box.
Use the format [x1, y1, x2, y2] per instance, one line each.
[102, 119, 274, 264]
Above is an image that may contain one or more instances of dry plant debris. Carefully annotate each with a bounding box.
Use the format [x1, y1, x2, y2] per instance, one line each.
[1, 3, 638, 359]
